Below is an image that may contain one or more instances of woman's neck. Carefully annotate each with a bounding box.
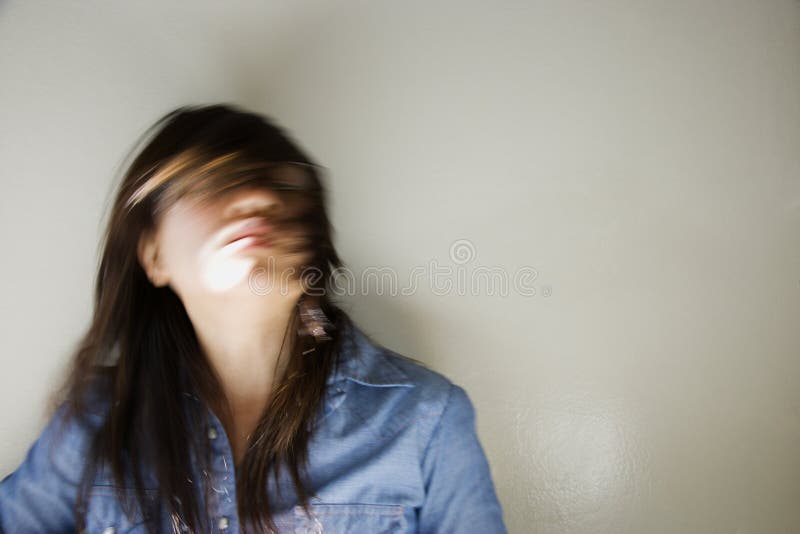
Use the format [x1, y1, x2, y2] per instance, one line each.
[181, 287, 302, 464]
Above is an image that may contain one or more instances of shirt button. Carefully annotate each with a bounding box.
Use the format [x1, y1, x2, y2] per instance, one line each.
[218, 516, 229, 530]
[208, 427, 218, 440]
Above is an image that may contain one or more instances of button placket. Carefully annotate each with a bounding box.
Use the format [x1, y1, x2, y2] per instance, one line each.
[208, 417, 239, 530]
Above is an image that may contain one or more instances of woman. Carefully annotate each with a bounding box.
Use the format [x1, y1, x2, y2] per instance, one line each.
[0, 104, 507, 533]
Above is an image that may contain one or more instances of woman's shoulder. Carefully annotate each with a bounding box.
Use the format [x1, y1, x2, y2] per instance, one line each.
[0, 367, 116, 530]
[45, 365, 114, 455]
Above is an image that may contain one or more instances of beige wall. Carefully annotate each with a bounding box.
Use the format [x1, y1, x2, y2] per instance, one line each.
[1, 1, 799, 532]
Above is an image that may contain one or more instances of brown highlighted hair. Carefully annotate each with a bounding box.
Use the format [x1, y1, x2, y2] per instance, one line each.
[51, 103, 351, 533]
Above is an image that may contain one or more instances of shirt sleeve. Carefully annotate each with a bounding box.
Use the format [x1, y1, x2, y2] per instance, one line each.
[418, 383, 508, 533]
[0, 403, 93, 533]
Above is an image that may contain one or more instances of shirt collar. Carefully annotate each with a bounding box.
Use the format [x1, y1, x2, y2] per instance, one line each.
[180, 319, 415, 403]
[330, 320, 415, 388]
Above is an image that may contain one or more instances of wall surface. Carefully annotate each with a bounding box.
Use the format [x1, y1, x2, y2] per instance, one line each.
[1, 1, 799, 533]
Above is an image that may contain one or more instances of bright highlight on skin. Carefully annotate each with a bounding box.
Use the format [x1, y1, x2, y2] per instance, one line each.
[201, 240, 264, 293]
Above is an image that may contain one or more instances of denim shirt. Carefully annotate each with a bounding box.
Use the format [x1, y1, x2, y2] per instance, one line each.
[0, 322, 507, 533]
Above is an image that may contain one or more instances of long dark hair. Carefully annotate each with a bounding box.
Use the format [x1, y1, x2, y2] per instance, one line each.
[50, 103, 351, 533]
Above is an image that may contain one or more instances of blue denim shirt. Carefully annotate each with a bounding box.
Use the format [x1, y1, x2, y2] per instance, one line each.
[0, 322, 507, 533]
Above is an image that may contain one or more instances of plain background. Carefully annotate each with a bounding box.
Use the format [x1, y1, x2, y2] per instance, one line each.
[1, 1, 799, 533]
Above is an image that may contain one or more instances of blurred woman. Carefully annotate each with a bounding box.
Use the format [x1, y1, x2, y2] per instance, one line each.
[0, 104, 507, 533]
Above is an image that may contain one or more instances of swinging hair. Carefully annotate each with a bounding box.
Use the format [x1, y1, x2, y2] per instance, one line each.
[50, 103, 352, 533]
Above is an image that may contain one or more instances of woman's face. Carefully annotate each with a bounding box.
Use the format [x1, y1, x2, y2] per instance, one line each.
[138, 184, 314, 298]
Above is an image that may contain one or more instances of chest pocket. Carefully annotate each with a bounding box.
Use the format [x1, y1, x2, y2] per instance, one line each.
[84, 485, 160, 534]
[293, 502, 407, 533]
